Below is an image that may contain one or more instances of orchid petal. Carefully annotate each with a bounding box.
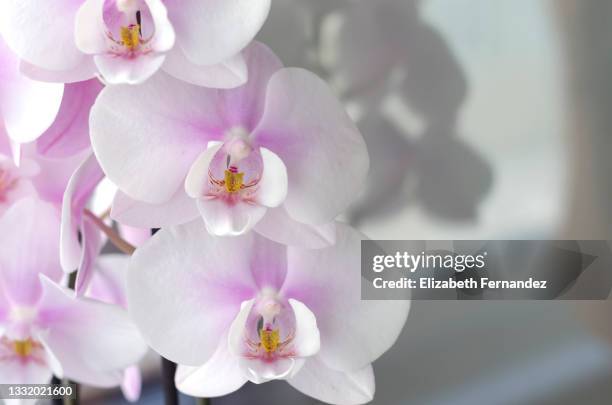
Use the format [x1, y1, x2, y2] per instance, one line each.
[175, 335, 247, 398]
[254, 207, 336, 249]
[288, 299, 320, 358]
[288, 358, 375, 405]
[0, 0, 86, 71]
[127, 222, 258, 365]
[60, 152, 104, 274]
[111, 189, 199, 228]
[94, 53, 167, 85]
[282, 224, 410, 372]
[257, 147, 287, 208]
[90, 72, 224, 204]
[121, 366, 142, 403]
[184, 142, 223, 199]
[0, 37, 63, 144]
[254, 68, 369, 225]
[20, 59, 98, 84]
[74, 214, 104, 297]
[38, 276, 147, 387]
[37, 79, 103, 158]
[74, 0, 107, 55]
[163, 48, 247, 89]
[0, 199, 61, 306]
[166, 0, 271, 66]
[197, 198, 267, 236]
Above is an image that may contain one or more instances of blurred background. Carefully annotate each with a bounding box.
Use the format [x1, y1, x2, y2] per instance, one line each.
[88, 0, 612, 403]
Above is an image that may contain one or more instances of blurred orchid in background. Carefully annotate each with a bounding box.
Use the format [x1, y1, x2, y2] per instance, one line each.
[127, 222, 409, 404]
[0, 0, 270, 86]
[0, 198, 147, 390]
[90, 42, 369, 247]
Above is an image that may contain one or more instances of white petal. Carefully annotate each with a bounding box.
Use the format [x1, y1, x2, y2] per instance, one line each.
[254, 68, 369, 225]
[240, 357, 301, 384]
[38, 276, 147, 387]
[288, 358, 375, 405]
[163, 48, 247, 89]
[144, 0, 175, 52]
[95, 53, 167, 85]
[166, 0, 271, 65]
[111, 189, 199, 228]
[175, 335, 247, 398]
[0, 36, 63, 143]
[288, 299, 320, 358]
[257, 147, 288, 208]
[184, 142, 222, 199]
[254, 207, 336, 249]
[121, 366, 142, 402]
[227, 299, 255, 357]
[127, 222, 259, 365]
[90, 72, 222, 204]
[197, 198, 267, 236]
[20, 59, 97, 84]
[282, 224, 410, 372]
[75, 0, 107, 55]
[0, 0, 86, 71]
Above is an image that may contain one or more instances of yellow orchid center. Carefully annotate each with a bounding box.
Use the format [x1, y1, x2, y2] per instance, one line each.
[13, 339, 33, 357]
[224, 166, 244, 193]
[260, 327, 281, 353]
[120, 24, 141, 51]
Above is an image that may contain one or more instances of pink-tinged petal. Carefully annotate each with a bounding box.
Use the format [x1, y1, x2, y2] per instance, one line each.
[37, 79, 104, 158]
[127, 222, 258, 365]
[288, 358, 375, 405]
[90, 72, 224, 204]
[37, 276, 147, 387]
[20, 59, 98, 84]
[94, 53, 167, 85]
[282, 224, 410, 372]
[111, 189, 199, 228]
[240, 357, 302, 384]
[288, 299, 320, 358]
[163, 48, 247, 89]
[60, 152, 105, 274]
[166, 0, 271, 66]
[0, 36, 63, 144]
[74, 215, 104, 297]
[218, 42, 283, 131]
[197, 198, 267, 236]
[0, 0, 87, 72]
[257, 147, 287, 208]
[117, 225, 150, 247]
[253, 68, 369, 225]
[249, 235, 287, 291]
[254, 207, 337, 249]
[144, 0, 175, 52]
[28, 148, 92, 206]
[0, 348, 52, 385]
[227, 299, 254, 357]
[0, 199, 61, 306]
[87, 254, 129, 308]
[184, 142, 223, 199]
[175, 335, 247, 398]
[121, 365, 142, 402]
[74, 0, 107, 55]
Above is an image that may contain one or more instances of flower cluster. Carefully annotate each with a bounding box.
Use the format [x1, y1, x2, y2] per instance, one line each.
[0, 1, 409, 404]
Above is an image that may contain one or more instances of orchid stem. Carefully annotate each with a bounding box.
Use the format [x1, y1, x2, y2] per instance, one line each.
[161, 357, 179, 405]
[195, 398, 211, 405]
[83, 209, 136, 255]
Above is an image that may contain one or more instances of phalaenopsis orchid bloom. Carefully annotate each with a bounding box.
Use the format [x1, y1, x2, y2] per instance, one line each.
[0, 198, 147, 389]
[127, 222, 409, 404]
[0, 0, 270, 86]
[90, 42, 369, 248]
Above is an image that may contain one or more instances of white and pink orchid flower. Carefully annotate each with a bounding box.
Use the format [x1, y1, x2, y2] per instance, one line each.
[0, 0, 271, 87]
[127, 222, 409, 404]
[84, 254, 145, 402]
[0, 198, 147, 389]
[91, 42, 369, 248]
[0, 33, 63, 150]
